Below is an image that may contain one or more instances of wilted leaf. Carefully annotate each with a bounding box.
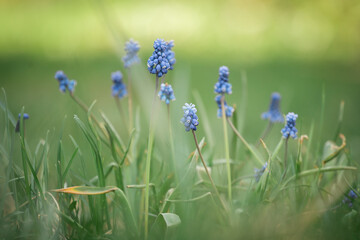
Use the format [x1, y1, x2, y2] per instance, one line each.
[53, 186, 118, 195]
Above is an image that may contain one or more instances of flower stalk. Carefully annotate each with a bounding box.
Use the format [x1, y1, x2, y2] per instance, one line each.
[221, 95, 232, 202]
[192, 130, 227, 211]
[144, 76, 160, 239]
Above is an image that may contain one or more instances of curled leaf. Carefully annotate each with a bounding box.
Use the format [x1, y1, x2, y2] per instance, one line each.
[53, 186, 118, 195]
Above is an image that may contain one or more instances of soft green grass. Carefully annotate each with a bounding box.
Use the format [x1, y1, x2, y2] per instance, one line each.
[0, 55, 360, 239]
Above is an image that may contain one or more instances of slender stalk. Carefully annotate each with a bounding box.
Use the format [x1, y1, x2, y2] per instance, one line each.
[69, 93, 107, 137]
[192, 130, 227, 211]
[167, 104, 178, 183]
[282, 138, 289, 179]
[256, 122, 273, 147]
[127, 69, 133, 133]
[227, 117, 264, 166]
[115, 97, 129, 134]
[333, 101, 344, 142]
[144, 76, 160, 239]
[220, 96, 232, 202]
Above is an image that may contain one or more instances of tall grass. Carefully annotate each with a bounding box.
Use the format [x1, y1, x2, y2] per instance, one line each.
[0, 56, 359, 240]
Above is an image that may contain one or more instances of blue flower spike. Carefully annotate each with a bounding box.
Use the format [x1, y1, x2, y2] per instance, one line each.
[111, 71, 128, 99]
[214, 66, 232, 95]
[254, 162, 268, 182]
[215, 95, 234, 118]
[262, 92, 284, 123]
[343, 190, 358, 208]
[123, 39, 140, 68]
[147, 39, 171, 77]
[281, 112, 298, 139]
[158, 83, 176, 104]
[54, 70, 77, 93]
[181, 103, 199, 132]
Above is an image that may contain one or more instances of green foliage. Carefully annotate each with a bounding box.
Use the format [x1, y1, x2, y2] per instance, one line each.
[0, 62, 359, 240]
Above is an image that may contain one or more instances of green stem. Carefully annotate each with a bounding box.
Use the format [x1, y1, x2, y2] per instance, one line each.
[192, 130, 227, 211]
[220, 96, 232, 202]
[114, 189, 139, 239]
[115, 97, 129, 134]
[227, 117, 264, 166]
[282, 138, 289, 179]
[127, 69, 134, 134]
[167, 104, 178, 183]
[257, 122, 273, 147]
[144, 76, 160, 239]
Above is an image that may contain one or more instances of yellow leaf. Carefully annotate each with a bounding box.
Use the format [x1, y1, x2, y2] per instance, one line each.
[53, 186, 118, 195]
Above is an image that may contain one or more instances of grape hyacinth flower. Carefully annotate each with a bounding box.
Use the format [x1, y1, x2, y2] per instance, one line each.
[18, 113, 29, 119]
[122, 39, 140, 68]
[165, 40, 176, 70]
[158, 83, 175, 104]
[342, 190, 358, 208]
[215, 95, 234, 118]
[254, 162, 268, 182]
[111, 71, 127, 99]
[180, 103, 199, 132]
[281, 112, 298, 139]
[15, 113, 29, 132]
[147, 39, 171, 77]
[262, 92, 284, 123]
[54, 70, 77, 93]
[214, 66, 232, 95]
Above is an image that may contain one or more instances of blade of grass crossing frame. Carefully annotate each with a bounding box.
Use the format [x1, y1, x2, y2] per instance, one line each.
[19, 109, 44, 200]
[101, 113, 126, 153]
[334, 101, 345, 142]
[74, 115, 109, 230]
[238, 71, 248, 133]
[19, 108, 31, 203]
[316, 85, 326, 163]
[304, 121, 315, 170]
[62, 147, 79, 181]
[69, 135, 87, 180]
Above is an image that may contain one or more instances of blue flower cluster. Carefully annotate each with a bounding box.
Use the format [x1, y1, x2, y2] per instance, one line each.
[343, 190, 358, 208]
[214, 66, 232, 94]
[18, 113, 29, 119]
[123, 39, 140, 68]
[262, 92, 284, 123]
[147, 39, 175, 77]
[54, 71, 77, 93]
[254, 162, 268, 182]
[215, 95, 234, 118]
[281, 112, 298, 139]
[111, 71, 127, 99]
[165, 40, 176, 70]
[158, 83, 175, 104]
[180, 103, 199, 132]
[214, 66, 233, 118]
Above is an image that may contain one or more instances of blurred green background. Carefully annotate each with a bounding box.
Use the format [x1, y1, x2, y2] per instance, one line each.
[1, 0, 360, 176]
